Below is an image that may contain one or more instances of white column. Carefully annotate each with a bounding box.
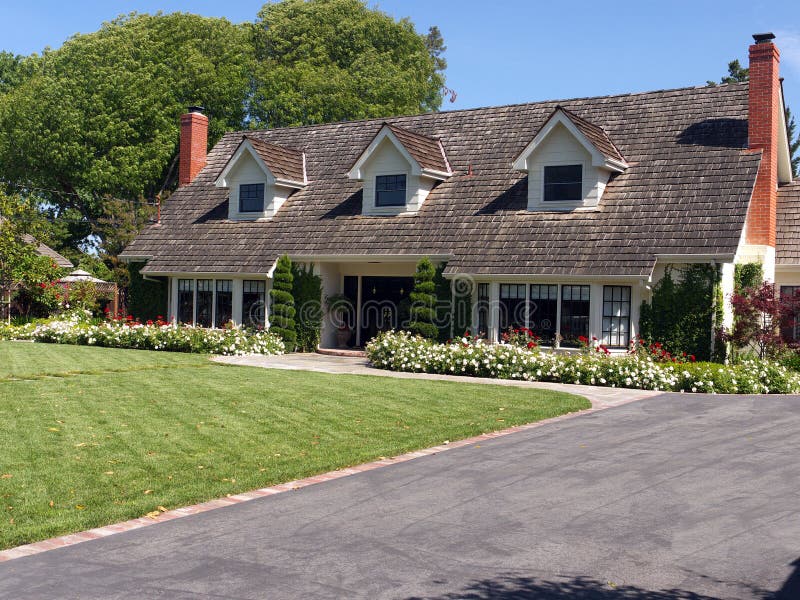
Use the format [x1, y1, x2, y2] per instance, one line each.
[489, 281, 500, 343]
[355, 276, 363, 347]
[232, 279, 243, 325]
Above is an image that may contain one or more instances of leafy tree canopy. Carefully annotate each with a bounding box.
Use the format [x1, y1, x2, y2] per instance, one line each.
[250, 0, 446, 127]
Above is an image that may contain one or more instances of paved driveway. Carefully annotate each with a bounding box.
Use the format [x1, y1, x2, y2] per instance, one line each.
[1, 393, 799, 599]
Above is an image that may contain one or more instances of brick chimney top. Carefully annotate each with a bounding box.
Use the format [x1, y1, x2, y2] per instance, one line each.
[752, 32, 776, 44]
[179, 107, 209, 187]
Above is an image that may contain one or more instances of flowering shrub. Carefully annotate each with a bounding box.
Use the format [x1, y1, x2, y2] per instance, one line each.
[0, 314, 284, 356]
[500, 327, 540, 349]
[366, 330, 800, 394]
[628, 336, 695, 363]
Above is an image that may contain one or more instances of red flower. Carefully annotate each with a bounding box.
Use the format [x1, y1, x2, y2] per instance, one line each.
[38, 282, 46, 289]
[146, 320, 154, 325]
[592, 336, 598, 341]
[527, 341, 535, 349]
[464, 330, 471, 337]
[690, 355, 696, 362]
[578, 335, 588, 343]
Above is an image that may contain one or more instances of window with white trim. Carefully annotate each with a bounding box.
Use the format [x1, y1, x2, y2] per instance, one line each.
[477, 283, 490, 337]
[177, 279, 194, 324]
[529, 284, 558, 344]
[215, 280, 233, 326]
[375, 175, 407, 207]
[196, 279, 213, 327]
[559, 285, 590, 346]
[499, 284, 526, 333]
[601, 285, 631, 348]
[242, 280, 266, 328]
[239, 183, 265, 213]
[543, 165, 582, 202]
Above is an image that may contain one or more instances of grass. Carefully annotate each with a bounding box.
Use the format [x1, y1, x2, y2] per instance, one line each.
[0, 342, 588, 550]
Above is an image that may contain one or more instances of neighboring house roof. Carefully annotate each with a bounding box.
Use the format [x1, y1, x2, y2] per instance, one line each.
[242, 136, 306, 184]
[58, 269, 106, 283]
[0, 215, 73, 268]
[123, 82, 760, 278]
[777, 182, 800, 264]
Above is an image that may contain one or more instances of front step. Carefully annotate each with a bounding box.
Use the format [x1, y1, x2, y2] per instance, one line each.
[316, 347, 367, 358]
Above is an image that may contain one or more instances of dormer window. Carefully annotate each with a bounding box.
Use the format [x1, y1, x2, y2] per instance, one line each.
[347, 123, 452, 216]
[512, 107, 627, 211]
[544, 165, 582, 202]
[239, 183, 265, 213]
[375, 175, 407, 207]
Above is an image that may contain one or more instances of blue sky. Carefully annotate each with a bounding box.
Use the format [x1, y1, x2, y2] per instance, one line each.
[2, 1, 800, 116]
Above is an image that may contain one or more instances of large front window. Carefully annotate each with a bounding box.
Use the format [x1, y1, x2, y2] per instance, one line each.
[375, 174, 406, 207]
[242, 280, 266, 328]
[559, 285, 590, 346]
[602, 285, 631, 348]
[196, 280, 213, 327]
[543, 164, 582, 202]
[215, 280, 233, 326]
[499, 284, 526, 333]
[177, 279, 194, 324]
[529, 284, 558, 344]
[239, 183, 265, 213]
[477, 283, 490, 337]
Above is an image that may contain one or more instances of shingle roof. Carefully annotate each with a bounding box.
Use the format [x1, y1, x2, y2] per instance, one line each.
[123, 82, 760, 278]
[384, 124, 451, 173]
[0, 215, 73, 268]
[558, 107, 626, 165]
[241, 136, 305, 183]
[777, 182, 800, 264]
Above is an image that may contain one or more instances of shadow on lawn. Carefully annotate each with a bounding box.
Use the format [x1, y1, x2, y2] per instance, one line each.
[404, 565, 800, 600]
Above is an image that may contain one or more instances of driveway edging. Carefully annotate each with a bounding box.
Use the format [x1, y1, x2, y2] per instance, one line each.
[0, 391, 646, 563]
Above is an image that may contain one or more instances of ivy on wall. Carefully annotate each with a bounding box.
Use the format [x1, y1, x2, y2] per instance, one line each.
[640, 264, 720, 361]
[127, 261, 167, 321]
[734, 262, 763, 292]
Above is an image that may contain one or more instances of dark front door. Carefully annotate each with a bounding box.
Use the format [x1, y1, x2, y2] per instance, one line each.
[360, 276, 414, 344]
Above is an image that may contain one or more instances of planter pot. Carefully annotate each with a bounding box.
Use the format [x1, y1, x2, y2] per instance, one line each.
[336, 327, 351, 349]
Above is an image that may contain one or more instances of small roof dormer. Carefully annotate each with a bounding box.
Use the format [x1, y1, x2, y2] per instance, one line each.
[216, 135, 306, 189]
[512, 106, 628, 174]
[347, 123, 452, 181]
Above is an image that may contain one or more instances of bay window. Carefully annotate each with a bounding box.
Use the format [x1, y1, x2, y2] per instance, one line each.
[529, 284, 558, 343]
[499, 284, 526, 333]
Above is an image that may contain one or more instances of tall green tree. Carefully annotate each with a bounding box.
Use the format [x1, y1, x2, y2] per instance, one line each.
[407, 257, 438, 339]
[269, 254, 297, 350]
[709, 59, 799, 176]
[250, 0, 445, 127]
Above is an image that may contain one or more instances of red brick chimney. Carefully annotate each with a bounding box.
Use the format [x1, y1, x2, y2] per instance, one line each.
[179, 106, 208, 186]
[746, 33, 780, 247]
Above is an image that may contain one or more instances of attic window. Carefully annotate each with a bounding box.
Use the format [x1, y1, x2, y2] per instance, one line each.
[239, 183, 265, 213]
[375, 175, 407, 207]
[544, 165, 582, 202]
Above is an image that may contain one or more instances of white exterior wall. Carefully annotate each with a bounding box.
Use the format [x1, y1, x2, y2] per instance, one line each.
[360, 138, 435, 215]
[225, 151, 292, 220]
[525, 123, 610, 211]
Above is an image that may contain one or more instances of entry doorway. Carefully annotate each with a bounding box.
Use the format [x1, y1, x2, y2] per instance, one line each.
[342, 275, 414, 347]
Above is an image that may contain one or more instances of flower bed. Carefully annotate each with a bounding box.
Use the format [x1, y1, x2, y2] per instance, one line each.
[0, 315, 284, 356]
[366, 331, 800, 394]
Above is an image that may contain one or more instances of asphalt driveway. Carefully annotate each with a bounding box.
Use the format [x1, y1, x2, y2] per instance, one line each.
[1, 393, 799, 599]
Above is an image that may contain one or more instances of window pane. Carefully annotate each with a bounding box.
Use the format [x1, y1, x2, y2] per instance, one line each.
[375, 174, 407, 207]
[601, 285, 632, 347]
[543, 164, 582, 202]
[499, 283, 526, 333]
[177, 279, 194, 324]
[780, 286, 800, 342]
[242, 280, 266, 328]
[239, 183, 265, 213]
[560, 285, 590, 346]
[215, 280, 233, 327]
[196, 279, 213, 327]
[529, 284, 558, 344]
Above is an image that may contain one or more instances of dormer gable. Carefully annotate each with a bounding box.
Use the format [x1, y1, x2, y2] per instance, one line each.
[215, 136, 306, 220]
[513, 107, 628, 211]
[347, 123, 452, 215]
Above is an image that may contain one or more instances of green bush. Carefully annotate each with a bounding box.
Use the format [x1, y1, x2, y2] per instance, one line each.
[407, 257, 438, 339]
[269, 255, 297, 351]
[640, 264, 719, 361]
[128, 261, 167, 321]
[291, 263, 322, 352]
[734, 262, 763, 291]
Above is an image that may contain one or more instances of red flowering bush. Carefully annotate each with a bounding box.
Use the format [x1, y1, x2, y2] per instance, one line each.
[501, 327, 540, 350]
[628, 336, 695, 363]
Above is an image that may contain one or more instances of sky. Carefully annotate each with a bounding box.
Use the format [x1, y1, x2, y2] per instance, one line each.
[2, 0, 800, 117]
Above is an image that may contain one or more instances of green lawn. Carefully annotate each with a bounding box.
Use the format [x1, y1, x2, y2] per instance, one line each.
[0, 342, 588, 550]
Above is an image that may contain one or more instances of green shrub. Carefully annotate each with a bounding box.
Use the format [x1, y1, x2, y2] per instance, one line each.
[269, 255, 297, 351]
[734, 262, 763, 292]
[407, 257, 438, 339]
[128, 261, 167, 321]
[291, 263, 322, 352]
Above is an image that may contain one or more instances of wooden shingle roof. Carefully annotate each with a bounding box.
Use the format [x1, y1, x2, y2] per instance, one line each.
[123, 82, 761, 278]
[241, 136, 305, 183]
[777, 182, 800, 264]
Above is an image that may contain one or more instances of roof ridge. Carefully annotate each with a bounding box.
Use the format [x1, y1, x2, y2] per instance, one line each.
[223, 82, 749, 138]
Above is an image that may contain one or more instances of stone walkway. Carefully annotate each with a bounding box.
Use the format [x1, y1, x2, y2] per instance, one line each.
[215, 353, 661, 409]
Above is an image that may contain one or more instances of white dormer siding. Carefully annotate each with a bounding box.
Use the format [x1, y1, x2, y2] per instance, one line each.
[524, 122, 610, 211]
[512, 108, 627, 212]
[359, 138, 434, 215]
[222, 150, 291, 221]
[215, 137, 306, 221]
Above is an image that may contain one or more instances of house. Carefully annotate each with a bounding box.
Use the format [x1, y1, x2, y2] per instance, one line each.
[122, 33, 798, 351]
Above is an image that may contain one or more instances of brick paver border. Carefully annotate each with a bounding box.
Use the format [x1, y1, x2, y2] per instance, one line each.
[0, 398, 639, 563]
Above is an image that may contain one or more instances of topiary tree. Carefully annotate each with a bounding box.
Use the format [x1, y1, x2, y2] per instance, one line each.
[269, 254, 296, 350]
[407, 257, 438, 339]
[291, 262, 322, 352]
